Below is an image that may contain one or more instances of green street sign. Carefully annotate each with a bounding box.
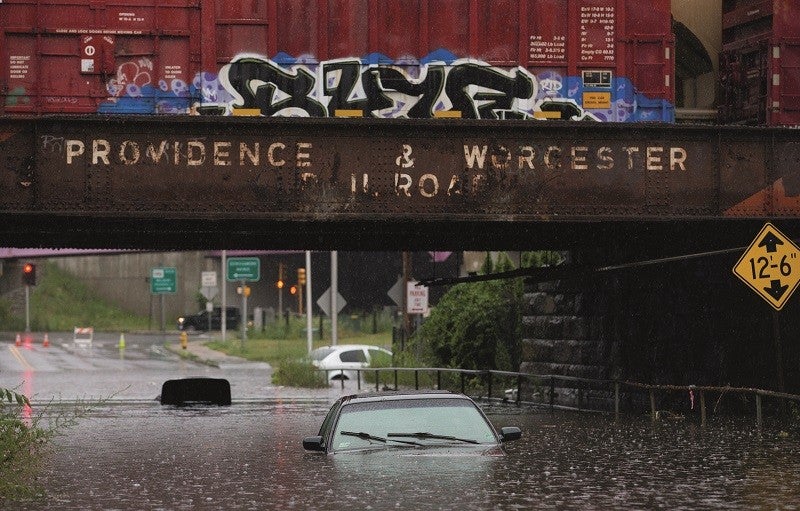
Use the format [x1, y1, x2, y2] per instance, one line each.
[227, 257, 260, 281]
[151, 267, 177, 294]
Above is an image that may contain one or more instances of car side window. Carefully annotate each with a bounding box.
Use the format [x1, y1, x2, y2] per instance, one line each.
[339, 349, 367, 363]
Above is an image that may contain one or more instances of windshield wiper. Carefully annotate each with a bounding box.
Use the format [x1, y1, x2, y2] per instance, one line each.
[340, 431, 422, 446]
[386, 432, 480, 444]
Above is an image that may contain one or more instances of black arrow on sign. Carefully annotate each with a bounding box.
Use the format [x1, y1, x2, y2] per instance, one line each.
[764, 279, 788, 301]
[758, 231, 784, 253]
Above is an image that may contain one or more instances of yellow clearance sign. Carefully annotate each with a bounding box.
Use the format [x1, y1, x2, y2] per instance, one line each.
[733, 223, 800, 310]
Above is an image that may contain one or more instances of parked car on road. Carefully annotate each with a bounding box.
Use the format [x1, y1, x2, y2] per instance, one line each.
[302, 390, 522, 455]
[177, 307, 240, 332]
[309, 344, 392, 381]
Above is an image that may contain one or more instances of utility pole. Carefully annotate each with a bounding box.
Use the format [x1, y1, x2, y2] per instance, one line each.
[278, 262, 284, 316]
[24, 284, 30, 332]
[401, 251, 411, 350]
[305, 251, 313, 354]
[221, 250, 227, 342]
[331, 251, 338, 346]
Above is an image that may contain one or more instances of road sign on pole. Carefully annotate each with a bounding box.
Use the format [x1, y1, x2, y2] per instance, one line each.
[317, 287, 347, 317]
[201, 271, 218, 287]
[387, 276, 404, 306]
[227, 257, 260, 281]
[407, 281, 429, 314]
[733, 223, 800, 310]
[201, 271, 218, 301]
[150, 267, 177, 294]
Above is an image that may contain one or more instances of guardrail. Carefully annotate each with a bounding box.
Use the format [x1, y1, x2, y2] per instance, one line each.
[319, 367, 800, 429]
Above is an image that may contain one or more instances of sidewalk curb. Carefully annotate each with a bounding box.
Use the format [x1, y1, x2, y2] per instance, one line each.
[163, 343, 220, 368]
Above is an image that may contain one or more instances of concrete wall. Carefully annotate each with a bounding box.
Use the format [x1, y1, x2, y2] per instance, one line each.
[50, 252, 217, 326]
[521, 250, 800, 402]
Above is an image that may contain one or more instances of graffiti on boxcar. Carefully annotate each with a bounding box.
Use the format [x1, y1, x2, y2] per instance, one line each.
[217, 56, 543, 119]
[221, 56, 327, 117]
[105, 58, 153, 98]
[99, 57, 193, 114]
[95, 49, 670, 120]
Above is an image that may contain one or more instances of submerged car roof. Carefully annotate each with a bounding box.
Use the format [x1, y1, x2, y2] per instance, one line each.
[337, 390, 469, 406]
[312, 344, 391, 351]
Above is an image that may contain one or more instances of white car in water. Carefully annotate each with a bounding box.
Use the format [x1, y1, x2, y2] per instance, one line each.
[309, 344, 392, 381]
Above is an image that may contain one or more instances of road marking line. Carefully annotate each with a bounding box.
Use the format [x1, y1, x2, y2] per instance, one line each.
[9, 345, 34, 370]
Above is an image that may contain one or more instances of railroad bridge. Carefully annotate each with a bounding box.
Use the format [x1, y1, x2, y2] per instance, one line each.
[2, 115, 799, 398]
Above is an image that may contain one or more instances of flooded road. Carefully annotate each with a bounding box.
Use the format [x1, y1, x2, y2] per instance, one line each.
[3, 339, 799, 509]
[7, 400, 800, 510]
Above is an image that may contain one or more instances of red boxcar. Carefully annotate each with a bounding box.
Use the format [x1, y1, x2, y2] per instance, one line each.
[0, 0, 674, 121]
[719, 0, 800, 125]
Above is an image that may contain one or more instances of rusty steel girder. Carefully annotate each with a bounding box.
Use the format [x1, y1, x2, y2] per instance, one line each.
[1, 115, 799, 251]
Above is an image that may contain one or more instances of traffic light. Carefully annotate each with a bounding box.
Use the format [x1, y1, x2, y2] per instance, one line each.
[22, 263, 36, 286]
[298, 267, 306, 285]
[277, 279, 284, 289]
[289, 285, 297, 295]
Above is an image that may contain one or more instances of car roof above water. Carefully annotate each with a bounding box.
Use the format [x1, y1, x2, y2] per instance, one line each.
[312, 344, 390, 351]
[337, 390, 466, 406]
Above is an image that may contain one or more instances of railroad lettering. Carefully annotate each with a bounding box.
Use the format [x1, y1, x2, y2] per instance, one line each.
[63, 138, 313, 168]
[344, 172, 483, 199]
[464, 144, 689, 171]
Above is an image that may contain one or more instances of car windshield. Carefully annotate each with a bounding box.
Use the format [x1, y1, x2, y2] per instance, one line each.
[330, 398, 497, 452]
[310, 347, 336, 361]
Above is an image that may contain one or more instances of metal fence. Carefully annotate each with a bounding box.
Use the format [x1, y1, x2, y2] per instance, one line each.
[320, 367, 800, 429]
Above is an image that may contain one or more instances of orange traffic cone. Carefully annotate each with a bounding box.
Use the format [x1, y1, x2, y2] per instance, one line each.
[43, 333, 50, 347]
[15, 333, 22, 346]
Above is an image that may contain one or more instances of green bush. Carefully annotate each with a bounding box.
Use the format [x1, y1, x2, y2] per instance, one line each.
[406, 251, 562, 373]
[272, 359, 329, 388]
[1, 387, 97, 503]
[0, 389, 53, 502]
[412, 278, 522, 372]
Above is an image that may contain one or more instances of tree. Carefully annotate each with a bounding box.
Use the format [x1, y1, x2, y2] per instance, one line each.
[413, 253, 522, 371]
[410, 251, 562, 371]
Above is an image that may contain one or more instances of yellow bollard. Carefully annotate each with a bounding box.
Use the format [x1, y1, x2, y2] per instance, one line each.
[118, 333, 126, 349]
[180, 331, 188, 350]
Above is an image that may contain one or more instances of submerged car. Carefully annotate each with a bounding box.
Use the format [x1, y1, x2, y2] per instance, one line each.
[302, 391, 521, 455]
[309, 344, 392, 381]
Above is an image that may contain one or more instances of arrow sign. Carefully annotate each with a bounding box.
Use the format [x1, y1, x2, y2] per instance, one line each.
[150, 267, 176, 294]
[733, 223, 800, 310]
[758, 231, 783, 253]
[764, 280, 788, 301]
[227, 257, 260, 281]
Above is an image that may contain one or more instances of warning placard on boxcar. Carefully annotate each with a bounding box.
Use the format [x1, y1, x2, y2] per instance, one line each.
[733, 223, 800, 310]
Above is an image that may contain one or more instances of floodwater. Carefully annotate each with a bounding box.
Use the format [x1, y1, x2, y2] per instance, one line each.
[3, 338, 798, 509]
[7, 399, 800, 510]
